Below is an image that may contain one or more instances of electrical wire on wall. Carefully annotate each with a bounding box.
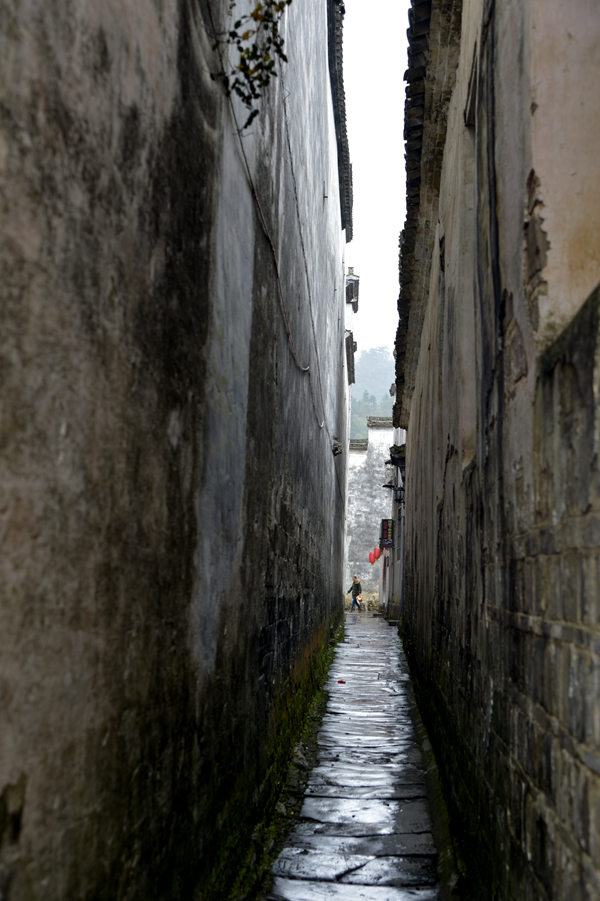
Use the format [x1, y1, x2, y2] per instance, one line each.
[278, 65, 347, 505]
[206, 0, 346, 504]
[279, 71, 330, 434]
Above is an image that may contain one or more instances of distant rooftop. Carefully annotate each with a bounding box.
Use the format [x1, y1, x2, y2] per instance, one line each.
[327, 0, 353, 242]
[349, 439, 368, 452]
[367, 417, 393, 429]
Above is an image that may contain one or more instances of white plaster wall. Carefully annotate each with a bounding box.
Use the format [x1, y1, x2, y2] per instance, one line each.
[345, 423, 394, 594]
[530, 0, 600, 343]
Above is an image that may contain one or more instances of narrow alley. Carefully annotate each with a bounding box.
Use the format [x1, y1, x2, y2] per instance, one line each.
[2, 0, 600, 898]
[267, 614, 441, 900]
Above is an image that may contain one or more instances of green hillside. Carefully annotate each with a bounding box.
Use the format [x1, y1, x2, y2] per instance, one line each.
[350, 346, 395, 438]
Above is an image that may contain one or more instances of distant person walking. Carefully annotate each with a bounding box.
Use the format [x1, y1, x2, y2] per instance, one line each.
[347, 575, 362, 612]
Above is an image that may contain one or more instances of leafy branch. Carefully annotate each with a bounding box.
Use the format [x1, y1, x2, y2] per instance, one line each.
[212, 0, 293, 129]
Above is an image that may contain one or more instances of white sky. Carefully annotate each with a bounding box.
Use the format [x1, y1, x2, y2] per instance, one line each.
[343, 0, 410, 354]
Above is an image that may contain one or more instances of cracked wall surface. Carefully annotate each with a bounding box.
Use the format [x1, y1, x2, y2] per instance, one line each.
[396, 0, 600, 897]
[0, 0, 351, 896]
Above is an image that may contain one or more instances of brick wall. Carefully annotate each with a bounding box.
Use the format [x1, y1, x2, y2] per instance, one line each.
[396, 1, 600, 897]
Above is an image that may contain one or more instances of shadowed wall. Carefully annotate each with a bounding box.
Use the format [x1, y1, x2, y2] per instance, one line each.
[396, 0, 600, 897]
[0, 0, 351, 895]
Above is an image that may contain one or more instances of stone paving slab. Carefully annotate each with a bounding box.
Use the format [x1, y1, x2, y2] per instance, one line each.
[324, 711, 411, 722]
[304, 782, 427, 801]
[316, 737, 415, 753]
[300, 797, 432, 834]
[316, 747, 425, 768]
[307, 761, 426, 785]
[269, 877, 439, 900]
[280, 830, 438, 857]
[267, 615, 440, 900]
[273, 847, 438, 886]
[318, 723, 413, 738]
[318, 721, 414, 737]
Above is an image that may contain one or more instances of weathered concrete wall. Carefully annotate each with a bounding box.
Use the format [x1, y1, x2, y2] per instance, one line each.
[0, 0, 349, 897]
[382, 427, 406, 622]
[396, 0, 600, 897]
[345, 419, 394, 599]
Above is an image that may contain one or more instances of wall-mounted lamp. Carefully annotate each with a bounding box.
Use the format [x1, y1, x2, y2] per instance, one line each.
[345, 268, 360, 313]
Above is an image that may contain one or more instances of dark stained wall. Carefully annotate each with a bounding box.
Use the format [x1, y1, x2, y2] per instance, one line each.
[0, 0, 350, 896]
[396, 0, 600, 898]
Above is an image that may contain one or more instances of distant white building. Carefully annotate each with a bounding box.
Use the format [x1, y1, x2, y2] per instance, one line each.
[345, 417, 395, 600]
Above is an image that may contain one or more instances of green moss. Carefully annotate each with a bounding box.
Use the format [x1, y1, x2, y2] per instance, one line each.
[199, 617, 343, 900]
[400, 621, 506, 900]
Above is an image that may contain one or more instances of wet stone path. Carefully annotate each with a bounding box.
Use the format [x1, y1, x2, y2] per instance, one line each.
[267, 613, 440, 900]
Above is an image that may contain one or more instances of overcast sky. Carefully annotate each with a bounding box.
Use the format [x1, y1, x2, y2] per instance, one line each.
[343, 0, 410, 355]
